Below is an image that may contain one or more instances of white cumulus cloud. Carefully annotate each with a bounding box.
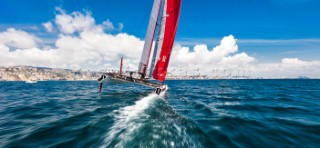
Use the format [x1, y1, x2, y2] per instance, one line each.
[0, 8, 142, 70]
[168, 35, 320, 78]
[0, 8, 319, 78]
[0, 28, 41, 49]
[249, 58, 320, 78]
[55, 7, 97, 34]
[42, 21, 53, 32]
[170, 35, 255, 74]
[102, 19, 115, 30]
[102, 19, 124, 31]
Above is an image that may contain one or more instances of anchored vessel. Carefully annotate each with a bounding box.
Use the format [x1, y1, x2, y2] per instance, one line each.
[98, 0, 182, 94]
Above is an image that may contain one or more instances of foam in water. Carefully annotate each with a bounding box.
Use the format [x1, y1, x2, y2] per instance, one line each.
[100, 92, 164, 147]
[2, 80, 320, 147]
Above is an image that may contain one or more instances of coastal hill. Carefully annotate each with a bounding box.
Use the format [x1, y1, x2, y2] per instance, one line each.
[0, 66, 102, 81]
[1, 66, 312, 81]
[0, 66, 247, 81]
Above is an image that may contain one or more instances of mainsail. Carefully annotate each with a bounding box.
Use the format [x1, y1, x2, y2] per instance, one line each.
[138, 0, 181, 82]
[152, 0, 182, 82]
[98, 0, 181, 94]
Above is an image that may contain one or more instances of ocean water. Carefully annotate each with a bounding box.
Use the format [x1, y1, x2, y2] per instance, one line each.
[0, 80, 319, 147]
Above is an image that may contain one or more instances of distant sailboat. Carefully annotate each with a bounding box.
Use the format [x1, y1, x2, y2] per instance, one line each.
[25, 79, 37, 83]
[98, 0, 182, 94]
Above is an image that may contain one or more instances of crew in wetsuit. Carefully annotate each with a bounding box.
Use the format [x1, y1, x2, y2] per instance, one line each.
[98, 74, 106, 82]
[130, 72, 134, 81]
[140, 67, 146, 79]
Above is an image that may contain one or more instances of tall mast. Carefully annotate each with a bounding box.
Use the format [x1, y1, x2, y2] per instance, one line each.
[120, 56, 123, 76]
[138, 0, 162, 78]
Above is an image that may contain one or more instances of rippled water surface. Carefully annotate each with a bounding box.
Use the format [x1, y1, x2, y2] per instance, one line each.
[0, 80, 319, 147]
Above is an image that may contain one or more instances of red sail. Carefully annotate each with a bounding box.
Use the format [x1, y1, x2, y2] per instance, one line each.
[152, 0, 181, 82]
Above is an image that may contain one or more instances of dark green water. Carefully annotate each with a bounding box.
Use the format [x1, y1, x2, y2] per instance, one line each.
[0, 80, 319, 147]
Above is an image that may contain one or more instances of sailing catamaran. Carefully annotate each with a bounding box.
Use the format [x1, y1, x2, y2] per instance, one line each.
[98, 0, 182, 95]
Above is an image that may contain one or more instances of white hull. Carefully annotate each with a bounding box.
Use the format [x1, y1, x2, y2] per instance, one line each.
[25, 80, 37, 83]
[100, 75, 127, 85]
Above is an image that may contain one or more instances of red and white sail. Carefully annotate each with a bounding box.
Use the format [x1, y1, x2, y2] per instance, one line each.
[152, 0, 181, 82]
[148, 0, 166, 77]
[138, 0, 162, 76]
[138, 0, 181, 82]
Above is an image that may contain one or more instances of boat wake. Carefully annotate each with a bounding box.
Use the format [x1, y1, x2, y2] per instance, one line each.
[100, 92, 163, 147]
[100, 90, 210, 148]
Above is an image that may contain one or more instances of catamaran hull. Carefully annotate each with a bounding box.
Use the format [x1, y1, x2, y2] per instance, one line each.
[98, 0, 181, 95]
[99, 73, 167, 95]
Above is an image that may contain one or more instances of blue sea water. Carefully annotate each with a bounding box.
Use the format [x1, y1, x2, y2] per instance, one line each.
[0, 80, 319, 147]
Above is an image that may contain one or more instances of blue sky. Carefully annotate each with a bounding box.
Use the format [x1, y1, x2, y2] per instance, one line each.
[1, 0, 320, 38]
[1, 0, 320, 63]
[0, 0, 320, 77]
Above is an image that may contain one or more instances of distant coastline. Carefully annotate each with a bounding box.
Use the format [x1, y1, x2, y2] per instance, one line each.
[0, 66, 102, 81]
[0, 66, 317, 81]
